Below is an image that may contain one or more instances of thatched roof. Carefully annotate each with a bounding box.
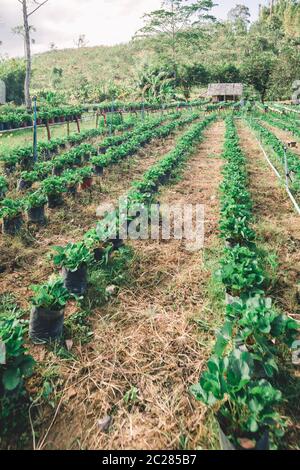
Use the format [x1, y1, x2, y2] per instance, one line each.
[207, 83, 243, 96]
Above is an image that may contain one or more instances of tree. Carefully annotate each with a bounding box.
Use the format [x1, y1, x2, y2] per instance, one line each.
[136, 63, 176, 102]
[210, 63, 241, 83]
[51, 67, 63, 89]
[17, 0, 50, 109]
[136, 1, 216, 70]
[177, 63, 209, 98]
[268, 43, 300, 100]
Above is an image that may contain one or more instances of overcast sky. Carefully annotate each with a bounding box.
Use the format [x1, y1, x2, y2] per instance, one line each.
[0, 0, 265, 57]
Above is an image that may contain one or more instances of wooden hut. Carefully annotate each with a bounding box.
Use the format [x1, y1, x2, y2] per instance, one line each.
[207, 83, 243, 103]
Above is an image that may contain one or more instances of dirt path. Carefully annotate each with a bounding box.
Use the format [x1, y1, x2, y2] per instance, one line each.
[0, 124, 194, 307]
[237, 121, 300, 316]
[35, 120, 226, 450]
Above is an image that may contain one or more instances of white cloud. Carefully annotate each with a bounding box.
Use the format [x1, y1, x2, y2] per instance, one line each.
[0, 0, 261, 57]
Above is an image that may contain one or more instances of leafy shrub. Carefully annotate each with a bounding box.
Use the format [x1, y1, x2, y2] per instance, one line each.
[191, 349, 285, 443]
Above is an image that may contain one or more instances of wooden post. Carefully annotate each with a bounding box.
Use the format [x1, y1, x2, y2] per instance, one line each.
[67, 120, 70, 136]
[76, 117, 81, 133]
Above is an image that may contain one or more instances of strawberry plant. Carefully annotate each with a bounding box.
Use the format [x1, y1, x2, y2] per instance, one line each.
[24, 190, 47, 210]
[62, 169, 83, 190]
[217, 245, 265, 296]
[0, 310, 35, 433]
[77, 166, 93, 180]
[42, 176, 66, 196]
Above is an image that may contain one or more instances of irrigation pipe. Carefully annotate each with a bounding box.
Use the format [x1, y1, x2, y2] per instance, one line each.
[247, 122, 300, 216]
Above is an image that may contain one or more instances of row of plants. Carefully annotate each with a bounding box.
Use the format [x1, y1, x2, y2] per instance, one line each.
[27, 113, 217, 345]
[0, 114, 134, 171]
[1, 99, 227, 171]
[0, 111, 32, 131]
[191, 116, 299, 450]
[0, 169, 94, 233]
[91, 112, 199, 172]
[245, 117, 300, 195]
[0, 99, 225, 133]
[0, 112, 199, 234]
[18, 112, 180, 186]
[0, 105, 84, 131]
